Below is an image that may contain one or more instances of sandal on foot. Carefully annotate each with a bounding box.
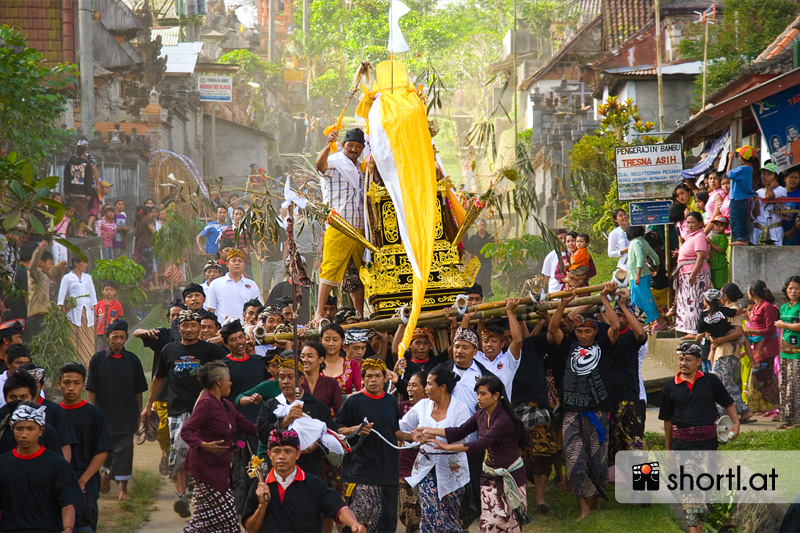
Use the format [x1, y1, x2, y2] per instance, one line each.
[537, 502, 551, 515]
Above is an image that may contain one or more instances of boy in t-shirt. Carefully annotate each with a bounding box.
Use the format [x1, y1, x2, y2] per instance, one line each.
[706, 215, 729, 289]
[113, 199, 129, 258]
[59, 362, 113, 533]
[96, 206, 117, 259]
[95, 280, 123, 351]
[0, 402, 81, 533]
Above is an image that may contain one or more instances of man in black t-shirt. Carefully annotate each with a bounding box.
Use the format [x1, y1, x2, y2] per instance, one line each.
[547, 282, 619, 522]
[336, 358, 400, 533]
[58, 362, 113, 532]
[132, 299, 184, 475]
[221, 319, 265, 514]
[513, 313, 559, 514]
[242, 429, 366, 533]
[658, 343, 739, 533]
[604, 291, 648, 476]
[0, 402, 81, 533]
[86, 319, 148, 500]
[140, 310, 228, 518]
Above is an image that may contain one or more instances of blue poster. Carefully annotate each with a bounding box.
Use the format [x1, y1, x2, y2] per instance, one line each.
[630, 200, 672, 226]
[751, 85, 800, 173]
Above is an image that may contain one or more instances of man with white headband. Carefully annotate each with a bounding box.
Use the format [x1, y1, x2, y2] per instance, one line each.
[0, 401, 81, 533]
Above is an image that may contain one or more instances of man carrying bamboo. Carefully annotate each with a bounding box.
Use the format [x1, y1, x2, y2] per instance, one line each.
[313, 128, 367, 324]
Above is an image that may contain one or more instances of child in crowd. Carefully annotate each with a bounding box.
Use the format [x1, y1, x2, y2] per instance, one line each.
[95, 280, 123, 351]
[570, 233, 591, 270]
[782, 167, 800, 245]
[58, 362, 113, 533]
[96, 206, 117, 259]
[696, 289, 739, 369]
[706, 215, 730, 289]
[751, 162, 786, 245]
[695, 191, 709, 220]
[113, 199, 129, 258]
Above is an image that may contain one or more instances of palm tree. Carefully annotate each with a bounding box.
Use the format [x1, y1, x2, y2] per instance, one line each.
[285, 31, 346, 106]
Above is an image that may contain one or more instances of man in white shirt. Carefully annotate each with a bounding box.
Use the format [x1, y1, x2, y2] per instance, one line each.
[542, 229, 568, 294]
[473, 298, 523, 398]
[206, 249, 261, 324]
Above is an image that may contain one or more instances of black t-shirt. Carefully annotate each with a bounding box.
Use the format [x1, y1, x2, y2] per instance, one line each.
[0, 399, 78, 451]
[553, 328, 615, 412]
[142, 326, 176, 403]
[606, 328, 647, 402]
[512, 332, 550, 407]
[61, 401, 113, 499]
[335, 392, 399, 486]
[697, 306, 737, 338]
[154, 339, 229, 416]
[63, 155, 94, 196]
[394, 353, 444, 399]
[223, 354, 266, 423]
[0, 420, 62, 456]
[266, 281, 310, 326]
[86, 349, 149, 434]
[0, 447, 82, 532]
[659, 372, 733, 428]
[7, 264, 28, 320]
[242, 467, 346, 533]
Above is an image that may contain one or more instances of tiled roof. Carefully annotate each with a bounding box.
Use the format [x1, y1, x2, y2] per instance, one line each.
[602, 60, 702, 76]
[573, 0, 601, 25]
[755, 13, 800, 62]
[601, 0, 655, 50]
[0, 0, 75, 64]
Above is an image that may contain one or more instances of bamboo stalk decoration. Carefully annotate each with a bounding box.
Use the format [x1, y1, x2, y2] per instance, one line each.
[450, 199, 483, 246]
[327, 209, 380, 254]
[253, 293, 605, 345]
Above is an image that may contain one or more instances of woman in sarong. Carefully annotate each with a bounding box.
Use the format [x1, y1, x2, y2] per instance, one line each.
[424, 375, 531, 533]
[744, 280, 781, 414]
[776, 276, 800, 428]
[673, 211, 712, 336]
[398, 365, 471, 533]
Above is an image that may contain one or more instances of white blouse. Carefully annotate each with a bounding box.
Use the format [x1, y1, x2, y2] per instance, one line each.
[607, 225, 630, 271]
[57, 271, 97, 327]
[399, 398, 471, 498]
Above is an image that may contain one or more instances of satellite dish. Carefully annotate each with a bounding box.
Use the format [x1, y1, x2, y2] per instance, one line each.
[717, 415, 735, 443]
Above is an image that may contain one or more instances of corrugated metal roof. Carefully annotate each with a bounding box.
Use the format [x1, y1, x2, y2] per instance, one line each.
[603, 60, 703, 75]
[159, 42, 204, 74]
[151, 26, 180, 47]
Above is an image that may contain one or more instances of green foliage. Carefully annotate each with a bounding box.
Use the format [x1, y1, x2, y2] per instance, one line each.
[285, 29, 346, 107]
[482, 234, 553, 295]
[567, 97, 658, 241]
[27, 304, 77, 383]
[219, 49, 282, 84]
[151, 206, 203, 266]
[678, 0, 800, 103]
[0, 26, 78, 165]
[92, 256, 147, 305]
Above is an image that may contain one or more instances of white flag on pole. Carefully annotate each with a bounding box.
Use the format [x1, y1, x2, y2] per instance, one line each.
[388, 0, 410, 53]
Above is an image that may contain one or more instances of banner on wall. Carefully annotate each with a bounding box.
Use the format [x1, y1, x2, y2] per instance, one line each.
[751, 84, 800, 173]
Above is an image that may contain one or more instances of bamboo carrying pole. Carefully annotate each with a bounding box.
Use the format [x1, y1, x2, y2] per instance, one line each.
[253, 293, 606, 345]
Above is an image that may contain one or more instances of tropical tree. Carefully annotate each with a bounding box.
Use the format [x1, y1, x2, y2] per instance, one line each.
[285, 30, 347, 106]
[678, 0, 799, 104]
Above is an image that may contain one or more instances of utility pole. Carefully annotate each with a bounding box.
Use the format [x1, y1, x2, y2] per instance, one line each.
[184, 0, 197, 41]
[78, 0, 95, 136]
[268, 0, 277, 63]
[303, 0, 310, 35]
[655, 0, 664, 133]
